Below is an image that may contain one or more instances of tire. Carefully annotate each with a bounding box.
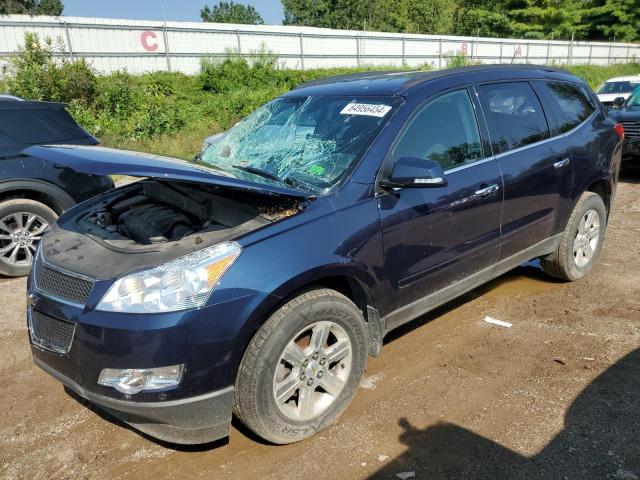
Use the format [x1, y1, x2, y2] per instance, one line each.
[541, 192, 607, 282]
[0, 199, 57, 277]
[234, 288, 368, 444]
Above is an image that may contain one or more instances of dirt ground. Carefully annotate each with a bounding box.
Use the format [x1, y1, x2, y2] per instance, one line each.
[1, 171, 639, 480]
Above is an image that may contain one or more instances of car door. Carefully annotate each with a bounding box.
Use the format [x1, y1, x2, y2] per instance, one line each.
[377, 88, 503, 327]
[477, 81, 572, 260]
[534, 80, 602, 228]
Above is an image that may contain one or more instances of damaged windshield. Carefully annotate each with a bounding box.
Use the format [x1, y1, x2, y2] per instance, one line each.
[199, 95, 401, 193]
[626, 86, 640, 107]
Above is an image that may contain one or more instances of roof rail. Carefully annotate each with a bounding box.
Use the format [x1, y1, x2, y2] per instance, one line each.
[0, 94, 24, 101]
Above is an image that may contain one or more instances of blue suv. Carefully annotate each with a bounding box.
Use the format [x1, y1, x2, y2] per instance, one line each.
[27, 65, 622, 445]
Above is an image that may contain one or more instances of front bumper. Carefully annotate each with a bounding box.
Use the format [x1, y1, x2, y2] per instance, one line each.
[622, 138, 640, 161]
[34, 355, 234, 444]
[26, 260, 273, 444]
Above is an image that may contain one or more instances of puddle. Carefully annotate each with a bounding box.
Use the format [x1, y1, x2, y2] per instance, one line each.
[475, 261, 563, 300]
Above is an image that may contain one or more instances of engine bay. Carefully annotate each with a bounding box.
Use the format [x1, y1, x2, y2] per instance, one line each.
[76, 180, 302, 246]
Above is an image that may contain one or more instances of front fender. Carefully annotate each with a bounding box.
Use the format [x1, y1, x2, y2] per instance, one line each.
[0, 178, 76, 212]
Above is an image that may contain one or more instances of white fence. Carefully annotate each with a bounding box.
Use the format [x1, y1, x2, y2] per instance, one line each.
[1, 14, 639, 75]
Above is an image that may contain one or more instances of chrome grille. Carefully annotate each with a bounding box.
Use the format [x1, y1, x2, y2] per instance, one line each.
[621, 121, 640, 140]
[35, 260, 94, 305]
[29, 309, 75, 354]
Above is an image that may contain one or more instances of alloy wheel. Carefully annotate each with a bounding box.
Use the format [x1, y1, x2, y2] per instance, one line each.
[0, 212, 48, 268]
[573, 208, 600, 268]
[273, 321, 353, 421]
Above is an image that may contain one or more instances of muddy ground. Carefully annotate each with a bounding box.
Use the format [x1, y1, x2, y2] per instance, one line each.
[1, 172, 639, 480]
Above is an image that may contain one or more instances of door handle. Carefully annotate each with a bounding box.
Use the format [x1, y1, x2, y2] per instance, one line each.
[474, 184, 500, 197]
[554, 158, 571, 169]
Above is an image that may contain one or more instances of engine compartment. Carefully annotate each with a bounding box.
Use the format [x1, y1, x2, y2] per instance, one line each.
[76, 180, 302, 247]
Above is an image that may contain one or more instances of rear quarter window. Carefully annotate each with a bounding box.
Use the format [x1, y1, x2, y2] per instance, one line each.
[478, 82, 551, 154]
[537, 81, 595, 133]
[0, 108, 89, 144]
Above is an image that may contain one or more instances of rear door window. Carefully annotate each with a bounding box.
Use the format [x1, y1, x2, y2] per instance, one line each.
[478, 82, 550, 154]
[390, 89, 483, 170]
[537, 81, 595, 133]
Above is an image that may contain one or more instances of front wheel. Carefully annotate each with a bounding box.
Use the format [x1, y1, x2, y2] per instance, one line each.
[0, 199, 57, 277]
[233, 288, 368, 444]
[541, 192, 607, 281]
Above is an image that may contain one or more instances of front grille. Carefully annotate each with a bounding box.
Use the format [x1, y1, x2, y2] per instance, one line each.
[35, 261, 94, 305]
[621, 121, 640, 140]
[29, 309, 75, 354]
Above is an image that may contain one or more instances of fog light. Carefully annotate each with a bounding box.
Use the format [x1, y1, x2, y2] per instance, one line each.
[98, 364, 184, 394]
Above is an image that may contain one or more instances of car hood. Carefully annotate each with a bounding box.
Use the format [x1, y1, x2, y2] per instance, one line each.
[609, 106, 640, 122]
[24, 145, 312, 199]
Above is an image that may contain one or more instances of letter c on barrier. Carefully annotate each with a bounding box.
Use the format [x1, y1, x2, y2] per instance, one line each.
[141, 31, 159, 52]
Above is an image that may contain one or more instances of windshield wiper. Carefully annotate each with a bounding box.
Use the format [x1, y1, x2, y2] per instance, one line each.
[233, 164, 281, 182]
[232, 164, 308, 192]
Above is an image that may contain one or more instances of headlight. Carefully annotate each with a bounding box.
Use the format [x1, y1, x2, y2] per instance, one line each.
[96, 242, 242, 313]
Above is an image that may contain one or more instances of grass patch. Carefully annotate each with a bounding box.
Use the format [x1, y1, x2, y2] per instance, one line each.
[565, 63, 640, 89]
[100, 121, 221, 160]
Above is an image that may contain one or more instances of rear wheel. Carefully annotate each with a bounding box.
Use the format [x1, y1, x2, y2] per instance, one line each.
[541, 192, 607, 281]
[0, 199, 56, 277]
[233, 288, 368, 444]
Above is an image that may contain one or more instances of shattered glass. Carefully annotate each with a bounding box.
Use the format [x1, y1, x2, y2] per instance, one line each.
[200, 95, 401, 193]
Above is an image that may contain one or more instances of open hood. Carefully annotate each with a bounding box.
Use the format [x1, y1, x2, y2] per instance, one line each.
[24, 145, 311, 199]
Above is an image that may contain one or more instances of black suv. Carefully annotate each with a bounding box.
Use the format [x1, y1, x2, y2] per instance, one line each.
[609, 85, 640, 162]
[0, 97, 113, 276]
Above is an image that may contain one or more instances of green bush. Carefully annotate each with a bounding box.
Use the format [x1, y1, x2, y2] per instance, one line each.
[129, 97, 187, 139]
[56, 59, 97, 104]
[4, 32, 97, 104]
[200, 56, 253, 93]
[445, 53, 481, 68]
[95, 71, 139, 118]
[4, 32, 58, 100]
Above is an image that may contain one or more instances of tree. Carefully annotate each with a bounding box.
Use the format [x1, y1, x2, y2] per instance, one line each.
[281, 0, 638, 42]
[583, 0, 640, 42]
[505, 0, 590, 40]
[201, 1, 264, 24]
[0, 0, 63, 15]
[282, 0, 456, 34]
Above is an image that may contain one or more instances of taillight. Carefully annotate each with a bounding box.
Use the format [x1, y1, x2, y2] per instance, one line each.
[614, 123, 625, 140]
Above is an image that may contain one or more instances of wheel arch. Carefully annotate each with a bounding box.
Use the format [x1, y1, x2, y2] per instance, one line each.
[586, 178, 612, 218]
[251, 266, 385, 357]
[0, 179, 75, 214]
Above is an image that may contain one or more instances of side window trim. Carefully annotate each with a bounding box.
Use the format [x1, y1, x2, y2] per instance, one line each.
[530, 80, 562, 137]
[442, 85, 497, 174]
[378, 86, 490, 179]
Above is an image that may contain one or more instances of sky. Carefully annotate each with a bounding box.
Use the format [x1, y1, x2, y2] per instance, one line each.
[62, 0, 285, 25]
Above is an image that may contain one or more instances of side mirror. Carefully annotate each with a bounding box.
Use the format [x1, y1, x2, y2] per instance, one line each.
[612, 97, 626, 109]
[194, 132, 227, 161]
[380, 157, 447, 188]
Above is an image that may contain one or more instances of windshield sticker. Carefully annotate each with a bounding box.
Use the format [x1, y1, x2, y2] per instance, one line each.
[340, 103, 392, 118]
[308, 165, 325, 176]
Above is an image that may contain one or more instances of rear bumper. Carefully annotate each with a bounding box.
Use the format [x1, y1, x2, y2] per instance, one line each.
[34, 356, 234, 445]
